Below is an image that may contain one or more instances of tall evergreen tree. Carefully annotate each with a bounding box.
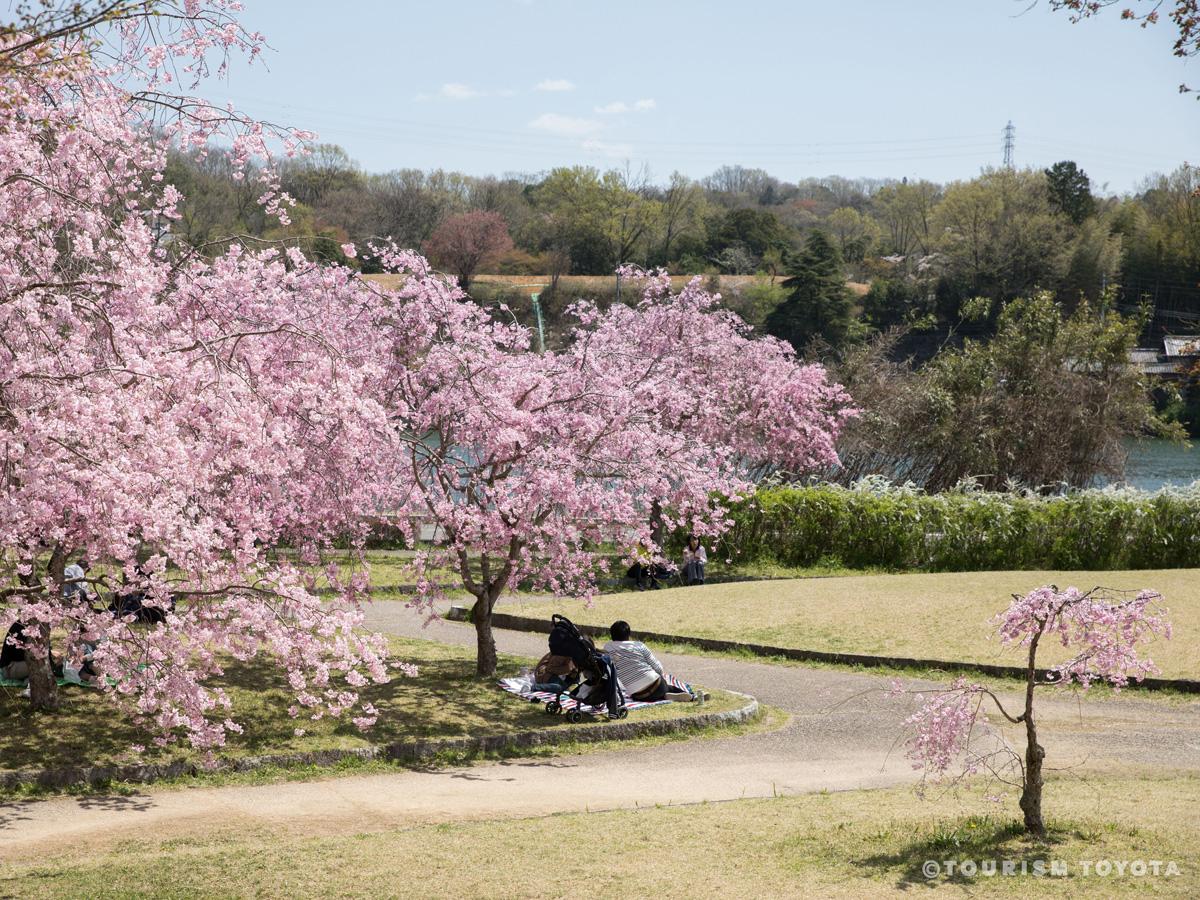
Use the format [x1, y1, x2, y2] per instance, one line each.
[1044, 160, 1095, 225]
[765, 230, 854, 353]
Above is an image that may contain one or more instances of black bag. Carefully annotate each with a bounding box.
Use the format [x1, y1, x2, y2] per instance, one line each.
[572, 652, 622, 717]
[590, 653, 622, 717]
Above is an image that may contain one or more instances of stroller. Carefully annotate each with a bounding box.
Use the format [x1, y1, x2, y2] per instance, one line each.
[543, 614, 627, 723]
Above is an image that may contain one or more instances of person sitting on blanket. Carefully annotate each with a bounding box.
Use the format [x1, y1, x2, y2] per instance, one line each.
[626, 542, 672, 591]
[1, 621, 62, 682]
[62, 557, 92, 602]
[529, 651, 579, 694]
[603, 620, 697, 703]
[0, 620, 29, 681]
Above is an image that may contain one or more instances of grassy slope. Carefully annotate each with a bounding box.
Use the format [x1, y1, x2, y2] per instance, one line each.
[304, 549, 872, 601]
[504, 569, 1199, 680]
[5, 774, 1196, 898]
[0, 637, 738, 774]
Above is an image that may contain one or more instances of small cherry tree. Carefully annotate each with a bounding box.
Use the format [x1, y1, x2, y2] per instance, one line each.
[423, 210, 514, 289]
[373, 261, 855, 675]
[894, 586, 1171, 835]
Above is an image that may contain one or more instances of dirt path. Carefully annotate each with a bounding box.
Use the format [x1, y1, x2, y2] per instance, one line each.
[0, 604, 1196, 856]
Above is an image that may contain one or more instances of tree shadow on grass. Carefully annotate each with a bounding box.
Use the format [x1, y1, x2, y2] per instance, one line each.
[218, 651, 560, 755]
[0, 685, 173, 774]
[855, 814, 1073, 889]
[0, 645, 585, 779]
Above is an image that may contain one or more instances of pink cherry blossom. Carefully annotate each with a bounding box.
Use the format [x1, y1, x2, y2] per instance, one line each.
[367, 259, 856, 674]
[894, 585, 1170, 834]
[0, 4, 403, 749]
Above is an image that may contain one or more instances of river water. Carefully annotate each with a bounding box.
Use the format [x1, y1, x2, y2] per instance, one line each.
[1120, 439, 1200, 491]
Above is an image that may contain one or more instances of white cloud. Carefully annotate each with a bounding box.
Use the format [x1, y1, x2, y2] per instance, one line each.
[582, 138, 634, 158]
[528, 113, 602, 137]
[595, 98, 656, 114]
[535, 78, 575, 92]
[419, 83, 515, 103]
[594, 101, 629, 115]
[440, 83, 483, 100]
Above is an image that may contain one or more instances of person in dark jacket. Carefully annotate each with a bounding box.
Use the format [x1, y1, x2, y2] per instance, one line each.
[0, 621, 30, 680]
[1, 621, 60, 681]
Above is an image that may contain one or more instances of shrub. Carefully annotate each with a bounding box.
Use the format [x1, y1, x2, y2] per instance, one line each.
[703, 480, 1200, 571]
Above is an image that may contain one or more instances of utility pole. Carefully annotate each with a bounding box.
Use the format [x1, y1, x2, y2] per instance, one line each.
[1002, 120, 1015, 169]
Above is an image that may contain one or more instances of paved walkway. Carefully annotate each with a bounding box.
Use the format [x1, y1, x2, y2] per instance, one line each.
[0, 603, 1196, 855]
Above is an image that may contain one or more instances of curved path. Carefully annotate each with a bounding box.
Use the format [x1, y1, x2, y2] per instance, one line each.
[0, 604, 1197, 855]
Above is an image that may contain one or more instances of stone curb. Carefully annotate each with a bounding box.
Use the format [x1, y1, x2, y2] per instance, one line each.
[0, 691, 759, 791]
[474, 611, 1200, 695]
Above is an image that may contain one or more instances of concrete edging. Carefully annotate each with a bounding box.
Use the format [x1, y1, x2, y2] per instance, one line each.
[473, 610, 1200, 695]
[0, 691, 760, 791]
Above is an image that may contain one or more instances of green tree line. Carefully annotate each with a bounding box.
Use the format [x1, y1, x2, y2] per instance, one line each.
[164, 149, 1199, 336]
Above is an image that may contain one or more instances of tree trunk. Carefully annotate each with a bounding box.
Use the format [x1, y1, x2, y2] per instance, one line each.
[29, 546, 65, 711]
[1019, 713, 1046, 835]
[649, 499, 665, 550]
[27, 622, 58, 712]
[1018, 626, 1047, 836]
[472, 593, 497, 677]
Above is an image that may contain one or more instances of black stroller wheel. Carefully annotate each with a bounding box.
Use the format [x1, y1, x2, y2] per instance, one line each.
[545, 700, 561, 714]
[566, 709, 583, 724]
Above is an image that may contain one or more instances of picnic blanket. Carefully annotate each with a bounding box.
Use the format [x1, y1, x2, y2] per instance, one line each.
[1, 677, 78, 689]
[1, 671, 107, 689]
[498, 674, 694, 713]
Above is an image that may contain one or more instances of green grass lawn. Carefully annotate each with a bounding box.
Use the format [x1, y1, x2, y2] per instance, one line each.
[503, 569, 1200, 680]
[5, 773, 1196, 898]
[298, 549, 876, 601]
[0, 637, 739, 777]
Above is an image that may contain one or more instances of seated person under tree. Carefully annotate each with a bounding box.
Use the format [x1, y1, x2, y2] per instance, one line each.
[603, 620, 698, 703]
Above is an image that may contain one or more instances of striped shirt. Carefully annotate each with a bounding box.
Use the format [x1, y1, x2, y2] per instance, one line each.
[603, 640, 664, 695]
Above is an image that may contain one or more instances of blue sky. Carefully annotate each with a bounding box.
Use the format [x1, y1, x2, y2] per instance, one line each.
[214, 0, 1197, 193]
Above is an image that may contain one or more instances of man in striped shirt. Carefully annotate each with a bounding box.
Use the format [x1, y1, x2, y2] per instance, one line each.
[604, 620, 695, 703]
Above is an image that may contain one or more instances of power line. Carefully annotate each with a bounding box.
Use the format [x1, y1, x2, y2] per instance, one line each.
[216, 91, 1002, 151]
[199, 90, 1181, 182]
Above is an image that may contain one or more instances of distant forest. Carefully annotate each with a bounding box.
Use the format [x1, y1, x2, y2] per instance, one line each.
[165, 146, 1199, 344]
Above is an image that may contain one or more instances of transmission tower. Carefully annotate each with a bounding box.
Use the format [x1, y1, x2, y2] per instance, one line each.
[1002, 120, 1015, 169]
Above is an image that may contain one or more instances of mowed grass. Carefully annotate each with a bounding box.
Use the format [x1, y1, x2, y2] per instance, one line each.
[303, 549, 875, 601]
[504, 569, 1200, 680]
[0, 636, 738, 777]
[5, 774, 1196, 898]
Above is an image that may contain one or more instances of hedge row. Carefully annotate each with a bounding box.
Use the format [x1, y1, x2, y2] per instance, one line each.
[712, 479, 1200, 571]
